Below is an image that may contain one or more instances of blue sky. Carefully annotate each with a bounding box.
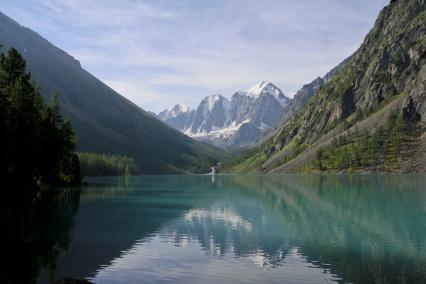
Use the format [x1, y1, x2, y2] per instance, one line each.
[1, 0, 388, 112]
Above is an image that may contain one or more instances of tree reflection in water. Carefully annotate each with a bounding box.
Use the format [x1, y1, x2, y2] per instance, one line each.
[0, 189, 80, 284]
[2, 175, 426, 284]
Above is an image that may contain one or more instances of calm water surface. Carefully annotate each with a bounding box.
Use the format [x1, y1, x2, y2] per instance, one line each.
[5, 175, 426, 284]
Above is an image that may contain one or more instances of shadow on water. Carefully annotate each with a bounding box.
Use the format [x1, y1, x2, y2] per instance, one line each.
[0, 188, 80, 284]
[2, 174, 426, 283]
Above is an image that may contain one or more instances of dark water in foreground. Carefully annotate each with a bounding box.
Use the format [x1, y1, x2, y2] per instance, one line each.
[3, 175, 426, 284]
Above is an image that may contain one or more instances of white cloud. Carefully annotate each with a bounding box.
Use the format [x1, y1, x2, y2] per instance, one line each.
[1, 0, 388, 112]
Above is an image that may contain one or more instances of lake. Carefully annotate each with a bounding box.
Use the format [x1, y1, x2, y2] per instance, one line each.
[3, 174, 426, 284]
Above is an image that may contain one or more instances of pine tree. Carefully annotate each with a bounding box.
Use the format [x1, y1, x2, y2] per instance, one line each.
[316, 148, 325, 171]
[0, 46, 81, 198]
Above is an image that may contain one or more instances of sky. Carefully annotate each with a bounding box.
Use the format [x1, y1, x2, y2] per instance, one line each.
[1, 0, 389, 113]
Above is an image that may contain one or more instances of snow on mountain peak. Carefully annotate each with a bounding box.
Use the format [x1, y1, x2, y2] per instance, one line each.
[175, 104, 190, 113]
[201, 94, 230, 113]
[247, 80, 270, 96]
[167, 104, 191, 118]
[159, 80, 290, 148]
[241, 81, 289, 106]
[206, 94, 221, 105]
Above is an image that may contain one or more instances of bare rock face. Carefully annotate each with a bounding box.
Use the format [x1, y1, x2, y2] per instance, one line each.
[158, 104, 193, 131]
[231, 0, 426, 173]
[278, 0, 425, 145]
[281, 57, 352, 124]
[159, 82, 290, 148]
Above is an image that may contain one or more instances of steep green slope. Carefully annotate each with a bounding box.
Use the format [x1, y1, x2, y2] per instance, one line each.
[0, 11, 225, 174]
[228, 0, 426, 173]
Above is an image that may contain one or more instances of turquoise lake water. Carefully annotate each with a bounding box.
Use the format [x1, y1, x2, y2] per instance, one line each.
[23, 174, 426, 283]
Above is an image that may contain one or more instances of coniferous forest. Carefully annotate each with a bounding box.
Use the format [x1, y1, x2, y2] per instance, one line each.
[0, 46, 81, 199]
[78, 152, 141, 176]
[0, 1, 426, 284]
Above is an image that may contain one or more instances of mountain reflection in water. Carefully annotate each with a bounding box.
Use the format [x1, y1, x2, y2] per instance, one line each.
[2, 175, 425, 284]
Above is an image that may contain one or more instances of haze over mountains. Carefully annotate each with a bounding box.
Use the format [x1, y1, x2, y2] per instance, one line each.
[0, 11, 224, 174]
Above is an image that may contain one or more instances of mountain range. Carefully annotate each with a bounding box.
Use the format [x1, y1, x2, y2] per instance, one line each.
[1, 0, 424, 175]
[159, 81, 290, 148]
[159, 62, 350, 150]
[0, 11, 225, 174]
[226, 0, 426, 173]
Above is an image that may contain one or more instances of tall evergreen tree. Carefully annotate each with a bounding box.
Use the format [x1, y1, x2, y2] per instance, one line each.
[0, 47, 81, 199]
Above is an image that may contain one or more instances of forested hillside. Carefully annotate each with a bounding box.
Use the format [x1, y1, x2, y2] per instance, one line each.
[226, 0, 426, 173]
[78, 152, 141, 176]
[0, 11, 225, 174]
[1, 47, 81, 197]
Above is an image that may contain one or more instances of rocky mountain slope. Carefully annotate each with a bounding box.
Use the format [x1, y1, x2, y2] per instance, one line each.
[281, 57, 351, 123]
[159, 81, 290, 148]
[226, 0, 426, 173]
[0, 11, 225, 174]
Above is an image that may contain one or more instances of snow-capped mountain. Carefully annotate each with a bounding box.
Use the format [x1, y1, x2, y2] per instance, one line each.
[159, 81, 290, 148]
[238, 80, 289, 106]
[186, 95, 231, 134]
[158, 104, 192, 131]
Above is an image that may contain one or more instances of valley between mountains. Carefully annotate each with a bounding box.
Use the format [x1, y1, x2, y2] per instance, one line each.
[158, 58, 348, 149]
[222, 0, 426, 174]
[2, 1, 426, 283]
[1, 0, 425, 175]
[160, 0, 426, 174]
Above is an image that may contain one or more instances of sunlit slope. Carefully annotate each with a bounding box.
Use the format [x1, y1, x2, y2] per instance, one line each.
[227, 0, 426, 173]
